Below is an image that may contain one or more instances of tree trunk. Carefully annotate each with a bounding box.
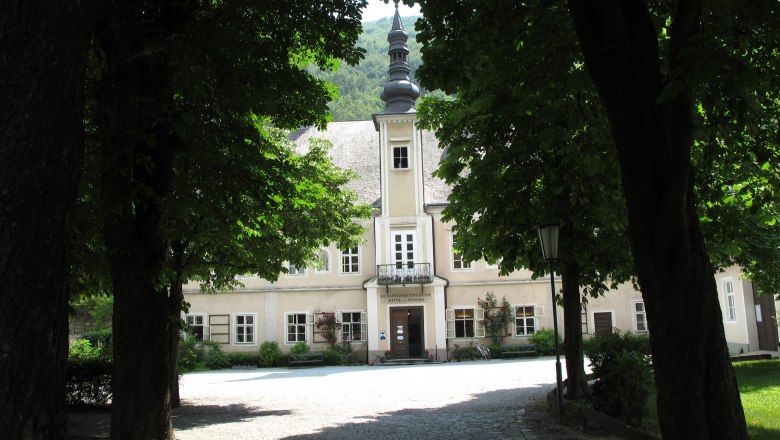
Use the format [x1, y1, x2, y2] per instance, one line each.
[169, 241, 187, 409]
[568, 2, 748, 438]
[559, 223, 587, 399]
[0, 2, 91, 438]
[95, 2, 179, 438]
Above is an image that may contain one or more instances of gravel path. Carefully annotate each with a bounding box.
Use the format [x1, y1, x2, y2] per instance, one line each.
[169, 357, 621, 439]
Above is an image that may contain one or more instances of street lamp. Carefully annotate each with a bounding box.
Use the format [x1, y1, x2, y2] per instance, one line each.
[537, 223, 563, 421]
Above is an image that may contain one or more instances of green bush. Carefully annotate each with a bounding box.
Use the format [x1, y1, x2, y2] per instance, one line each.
[322, 349, 341, 365]
[452, 344, 480, 361]
[178, 338, 227, 372]
[528, 328, 561, 355]
[290, 341, 310, 354]
[583, 330, 653, 426]
[259, 341, 283, 367]
[488, 343, 503, 359]
[69, 339, 110, 362]
[80, 329, 113, 356]
[66, 358, 112, 408]
[225, 351, 262, 367]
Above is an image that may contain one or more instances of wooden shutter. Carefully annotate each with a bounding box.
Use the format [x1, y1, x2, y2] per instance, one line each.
[446, 308, 455, 338]
[474, 308, 486, 338]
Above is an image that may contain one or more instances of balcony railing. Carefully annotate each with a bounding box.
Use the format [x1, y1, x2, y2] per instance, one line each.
[377, 263, 432, 285]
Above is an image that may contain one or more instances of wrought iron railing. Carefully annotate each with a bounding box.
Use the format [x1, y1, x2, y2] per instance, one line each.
[376, 263, 432, 285]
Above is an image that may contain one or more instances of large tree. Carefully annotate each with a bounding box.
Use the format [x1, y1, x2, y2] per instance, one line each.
[566, 1, 780, 438]
[415, 1, 633, 399]
[0, 2, 94, 438]
[89, 1, 367, 438]
[412, 0, 780, 437]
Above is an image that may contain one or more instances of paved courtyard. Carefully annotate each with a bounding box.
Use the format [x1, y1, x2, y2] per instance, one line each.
[167, 357, 618, 439]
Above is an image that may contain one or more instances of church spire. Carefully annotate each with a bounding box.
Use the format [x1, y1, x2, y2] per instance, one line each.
[379, 0, 420, 114]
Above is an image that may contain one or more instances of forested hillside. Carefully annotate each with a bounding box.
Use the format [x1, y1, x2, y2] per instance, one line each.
[314, 16, 429, 121]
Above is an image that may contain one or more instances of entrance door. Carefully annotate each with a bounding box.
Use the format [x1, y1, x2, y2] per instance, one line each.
[390, 307, 424, 358]
[593, 312, 613, 335]
[754, 292, 779, 351]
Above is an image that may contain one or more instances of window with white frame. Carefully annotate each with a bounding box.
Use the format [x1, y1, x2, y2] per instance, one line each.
[185, 314, 206, 340]
[446, 308, 485, 338]
[287, 262, 306, 276]
[515, 306, 537, 336]
[234, 314, 256, 345]
[392, 145, 409, 169]
[451, 233, 472, 270]
[392, 231, 415, 269]
[724, 279, 737, 322]
[315, 249, 330, 273]
[340, 247, 360, 274]
[286, 313, 309, 343]
[341, 311, 367, 341]
[633, 301, 647, 332]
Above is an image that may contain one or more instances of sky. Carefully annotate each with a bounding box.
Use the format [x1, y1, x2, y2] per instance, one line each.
[361, 0, 421, 22]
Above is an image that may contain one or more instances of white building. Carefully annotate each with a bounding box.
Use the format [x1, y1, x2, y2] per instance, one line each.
[183, 8, 778, 360]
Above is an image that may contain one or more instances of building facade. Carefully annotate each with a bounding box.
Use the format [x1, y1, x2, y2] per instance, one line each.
[183, 8, 778, 360]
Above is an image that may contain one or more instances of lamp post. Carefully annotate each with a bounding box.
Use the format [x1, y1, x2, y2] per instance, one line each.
[538, 223, 563, 421]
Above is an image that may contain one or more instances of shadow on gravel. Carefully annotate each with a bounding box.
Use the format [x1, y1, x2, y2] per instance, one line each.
[269, 388, 615, 440]
[173, 402, 292, 431]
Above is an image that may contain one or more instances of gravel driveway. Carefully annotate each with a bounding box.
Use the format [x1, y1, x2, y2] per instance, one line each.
[168, 357, 619, 439]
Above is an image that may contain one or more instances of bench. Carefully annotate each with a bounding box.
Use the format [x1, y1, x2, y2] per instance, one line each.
[288, 352, 324, 367]
[501, 344, 538, 358]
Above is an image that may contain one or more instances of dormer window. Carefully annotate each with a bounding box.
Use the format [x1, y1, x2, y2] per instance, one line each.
[393, 145, 409, 169]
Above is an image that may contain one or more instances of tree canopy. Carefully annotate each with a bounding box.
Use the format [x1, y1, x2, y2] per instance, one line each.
[410, 0, 780, 437]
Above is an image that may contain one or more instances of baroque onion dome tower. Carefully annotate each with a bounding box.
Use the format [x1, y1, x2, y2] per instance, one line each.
[379, 0, 420, 113]
[367, 1, 447, 363]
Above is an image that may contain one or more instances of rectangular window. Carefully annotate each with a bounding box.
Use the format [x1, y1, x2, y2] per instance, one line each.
[515, 306, 536, 336]
[724, 280, 737, 322]
[451, 233, 472, 270]
[755, 305, 763, 322]
[393, 231, 415, 269]
[633, 301, 647, 332]
[286, 313, 308, 343]
[234, 314, 255, 345]
[341, 311, 367, 341]
[287, 262, 306, 276]
[446, 308, 485, 338]
[185, 314, 206, 340]
[340, 247, 360, 274]
[393, 145, 409, 169]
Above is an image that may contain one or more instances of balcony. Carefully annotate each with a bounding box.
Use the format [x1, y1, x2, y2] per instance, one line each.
[377, 263, 432, 285]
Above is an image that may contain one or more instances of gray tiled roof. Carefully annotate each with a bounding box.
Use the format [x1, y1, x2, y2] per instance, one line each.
[291, 120, 451, 206]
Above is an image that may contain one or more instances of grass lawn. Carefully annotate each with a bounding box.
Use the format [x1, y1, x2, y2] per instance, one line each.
[733, 359, 780, 440]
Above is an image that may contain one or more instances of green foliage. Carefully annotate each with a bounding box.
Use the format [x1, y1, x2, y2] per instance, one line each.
[225, 352, 262, 368]
[178, 338, 228, 372]
[477, 292, 513, 345]
[583, 331, 653, 426]
[290, 341, 310, 355]
[311, 16, 430, 121]
[259, 341, 283, 367]
[68, 339, 111, 362]
[528, 328, 561, 356]
[71, 294, 113, 331]
[66, 358, 113, 408]
[321, 349, 341, 365]
[582, 330, 652, 373]
[488, 343, 503, 359]
[451, 343, 481, 361]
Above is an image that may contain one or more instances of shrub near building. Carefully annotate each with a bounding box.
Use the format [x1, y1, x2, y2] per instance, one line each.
[583, 330, 653, 427]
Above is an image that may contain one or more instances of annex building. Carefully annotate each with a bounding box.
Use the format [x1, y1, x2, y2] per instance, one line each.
[183, 8, 779, 361]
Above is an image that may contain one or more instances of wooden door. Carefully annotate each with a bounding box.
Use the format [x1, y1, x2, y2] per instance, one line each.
[754, 292, 779, 351]
[390, 308, 409, 358]
[593, 312, 613, 335]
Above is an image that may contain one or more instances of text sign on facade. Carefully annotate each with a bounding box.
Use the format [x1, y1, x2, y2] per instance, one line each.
[381, 292, 431, 303]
